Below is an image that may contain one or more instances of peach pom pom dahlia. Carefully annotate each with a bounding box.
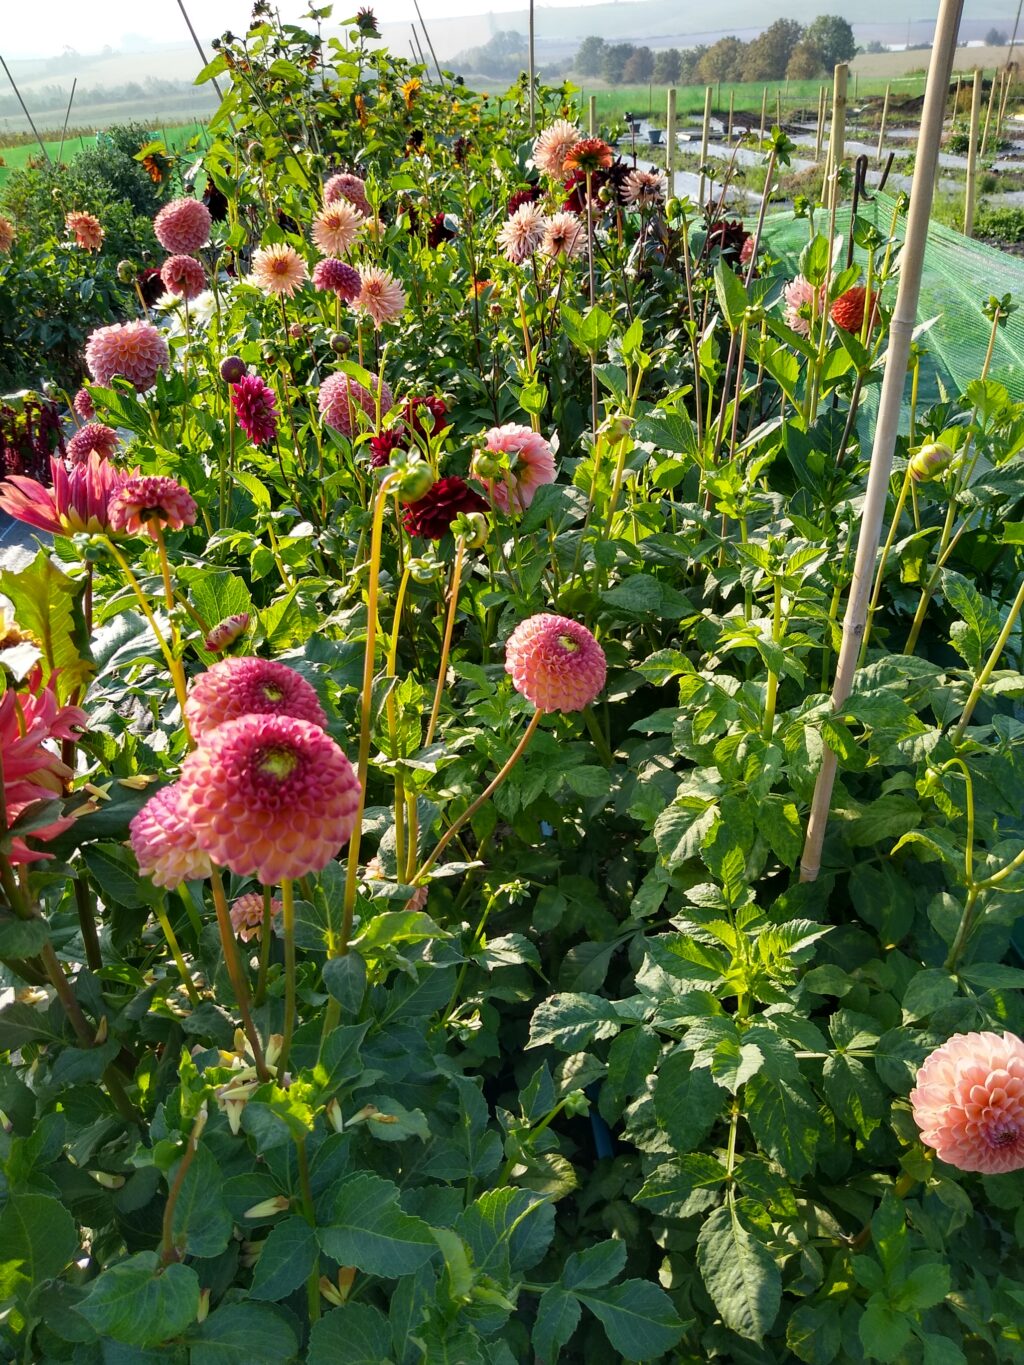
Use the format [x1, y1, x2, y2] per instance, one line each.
[185, 657, 327, 739]
[505, 614, 607, 713]
[910, 1030, 1024, 1174]
[130, 783, 213, 889]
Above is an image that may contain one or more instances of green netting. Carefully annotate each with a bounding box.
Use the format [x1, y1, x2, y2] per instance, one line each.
[760, 191, 1024, 415]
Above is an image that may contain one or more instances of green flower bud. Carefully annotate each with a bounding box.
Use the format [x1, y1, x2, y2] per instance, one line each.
[394, 461, 435, 503]
[116, 259, 137, 284]
[329, 332, 350, 355]
[454, 510, 488, 548]
[470, 448, 505, 481]
[909, 442, 955, 483]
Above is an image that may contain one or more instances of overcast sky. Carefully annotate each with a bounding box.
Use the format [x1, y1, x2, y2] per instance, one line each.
[3, 0, 607, 59]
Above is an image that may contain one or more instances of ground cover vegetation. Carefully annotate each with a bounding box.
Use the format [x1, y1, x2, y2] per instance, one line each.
[1, 4, 1024, 1362]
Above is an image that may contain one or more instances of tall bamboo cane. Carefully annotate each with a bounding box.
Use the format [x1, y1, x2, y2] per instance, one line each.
[799, 0, 967, 883]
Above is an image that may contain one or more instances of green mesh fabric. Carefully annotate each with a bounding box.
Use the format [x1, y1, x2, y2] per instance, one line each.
[760, 191, 1024, 416]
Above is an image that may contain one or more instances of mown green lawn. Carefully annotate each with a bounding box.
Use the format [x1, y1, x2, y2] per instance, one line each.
[0, 121, 207, 179]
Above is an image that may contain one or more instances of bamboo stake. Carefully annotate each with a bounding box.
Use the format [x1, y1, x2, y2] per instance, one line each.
[952, 72, 962, 122]
[528, 0, 536, 132]
[666, 87, 677, 182]
[0, 53, 50, 163]
[412, 0, 445, 88]
[588, 94, 596, 136]
[980, 69, 999, 156]
[411, 23, 427, 67]
[699, 85, 712, 206]
[800, 0, 966, 884]
[776, 88, 782, 127]
[760, 86, 767, 141]
[728, 89, 734, 141]
[57, 77, 77, 166]
[876, 82, 890, 163]
[964, 67, 983, 236]
[174, 0, 230, 112]
[828, 62, 848, 215]
[996, 59, 1014, 143]
[815, 84, 827, 161]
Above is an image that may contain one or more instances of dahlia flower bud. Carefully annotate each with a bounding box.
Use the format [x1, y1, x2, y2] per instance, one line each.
[409, 555, 443, 584]
[197, 1290, 210, 1324]
[470, 448, 505, 482]
[117, 259, 137, 284]
[330, 333, 350, 354]
[231, 892, 283, 942]
[505, 614, 608, 713]
[243, 1195, 291, 1219]
[911, 1030, 1024, 1173]
[394, 460, 435, 504]
[73, 387, 95, 421]
[455, 510, 489, 548]
[204, 612, 250, 654]
[220, 355, 246, 384]
[910, 442, 955, 483]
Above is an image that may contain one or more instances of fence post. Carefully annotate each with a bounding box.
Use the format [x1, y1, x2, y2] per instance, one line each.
[727, 89, 734, 140]
[699, 85, 712, 206]
[828, 62, 848, 214]
[815, 84, 827, 161]
[964, 66, 983, 236]
[666, 87, 677, 184]
[760, 86, 767, 141]
[877, 82, 891, 163]
[588, 94, 596, 136]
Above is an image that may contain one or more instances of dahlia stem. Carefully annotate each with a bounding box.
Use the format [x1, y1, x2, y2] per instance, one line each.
[155, 902, 201, 1006]
[255, 886, 274, 1006]
[160, 1105, 206, 1265]
[153, 525, 192, 738]
[210, 869, 270, 1081]
[278, 878, 297, 1078]
[951, 570, 1024, 744]
[221, 403, 235, 530]
[414, 710, 541, 885]
[336, 472, 401, 962]
[425, 538, 465, 749]
[861, 465, 913, 664]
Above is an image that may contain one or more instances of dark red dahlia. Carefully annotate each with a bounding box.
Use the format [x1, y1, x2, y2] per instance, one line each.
[427, 213, 456, 248]
[138, 268, 167, 306]
[507, 184, 541, 216]
[203, 183, 229, 222]
[705, 216, 748, 262]
[403, 394, 448, 442]
[453, 135, 471, 166]
[368, 428, 407, 468]
[231, 373, 278, 446]
[401, 476, 488, 540]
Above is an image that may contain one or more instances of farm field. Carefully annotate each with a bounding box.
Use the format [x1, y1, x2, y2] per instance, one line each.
[0, 121, 207, 178]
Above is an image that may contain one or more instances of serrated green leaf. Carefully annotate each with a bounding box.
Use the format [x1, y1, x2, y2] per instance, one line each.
[0, 550, 93, 700]
[533, 1287, 581, 1364]
[563, 1240, 627, 1291]
[696, 1203, 781, 1342]
[188, 1303, 299, 1364]
[308, 1303, 392, 1364]
[575, 1279, 686, 1361]
[249, 1217, 318, 1301]
[0, 1192, 77, 1301]
[317, 1173, 434, 1277]
[527, 993, 621, 1051]
[79, 1251, 199, 1346]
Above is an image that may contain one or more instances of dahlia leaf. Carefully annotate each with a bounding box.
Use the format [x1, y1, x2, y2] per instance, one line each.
[0, 550, 93, 702]
[187, 1302, 300, 1364]
[317, 1173, 435, 1277]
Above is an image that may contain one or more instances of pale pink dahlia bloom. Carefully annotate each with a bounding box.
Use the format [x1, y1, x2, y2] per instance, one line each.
[185, 657, 327, 739]
[542, 211, 586, 260]
[497, 203, 547, 265]
[533, 120, 580, 179]
[108, 475, 197, 539]
[477, 423, 556, 513]
[1, 668, 85, 864]
[177, 713, 362, 884]
[313, 258, 361, 301]
[251, 243, 308, 297]
[66, 422, 118, 466]
[231, 891, 283, 941]
[782, 276, 820, 337]
[65, 210, 104, 251]
[324, 172, 371, 217]
[505, 614, 607, 713]
[0, 453, 134, 536]
[154, 197, 211, 254]
[355, 266, 406, 329]
[910, 1030, 1024, 1175]
[312, 200, 365, 256]
[318, 371, 393, 438]
[85, 320, 169, 390]
[0, 215, 14, 253]
[130, 783, 212, 888]
[160, 253, 207, 300]
[623, 168, 667, 206]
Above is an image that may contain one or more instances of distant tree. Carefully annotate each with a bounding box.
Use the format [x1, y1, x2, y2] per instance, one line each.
[803, 15, 856, 70]
[742, 18, 803, 80]
[864, 39, 886, 54]
[679, 46, 706, 84]
[986, 27, 1008, 45]
[576, 35, 607, 76]
[602, 43, 636, 84]
[452, 30, 527, 79]
[653, 48, 682, 84]
[786, 40, 824, 79]
[697, 36, 747, 84]
[622, 46, 655, 83]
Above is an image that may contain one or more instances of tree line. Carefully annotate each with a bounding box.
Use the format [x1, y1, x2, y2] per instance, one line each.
[575, 16, 856, 86]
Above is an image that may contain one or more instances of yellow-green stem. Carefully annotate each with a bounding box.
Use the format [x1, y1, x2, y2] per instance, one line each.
[425, 539, 466, 748]
[278, 878, 297, 1078]
[861, 466, 912, 663]
[156, 903, 201, 1006]
[210, 869, 270, 1081]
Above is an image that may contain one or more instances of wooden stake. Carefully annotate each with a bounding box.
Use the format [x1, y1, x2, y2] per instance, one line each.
[666, 87, 677, 182]
[877, 82, 890, 163]
[58, 77, 77, 166]
[727, 89, 734, 141]
[760, 86, 767, 141]
[828, 62, 848, 214]
[588, 94, 596, 136]
[528, 0, 535, 132]
[980, 69, 999, 156]
[699, 85, 712, 206]
[952, 72, 962, 121]
[0, 52, 50, 164]
[815, 84, 827, 161]
[412, 0, 445, 89]
[800, 0, 967, 883]
[964, 67, 983, 236]
[996, 59, 1014, 142]
[776, 88, 782, 127]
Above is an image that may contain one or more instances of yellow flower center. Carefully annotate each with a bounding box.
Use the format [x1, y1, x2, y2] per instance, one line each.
[259, 746, 298, 779]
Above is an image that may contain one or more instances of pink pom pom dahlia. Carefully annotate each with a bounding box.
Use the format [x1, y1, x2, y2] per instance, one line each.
[476, 423, 556, 513]
[231, 373, 279, 446]
[185, 657, 327, 739]
[355, 266, 406, 329]
[231, 892, 283, 942]
[73, 387, 95, 421]
[782, 276, 820, 338]
[312, 258, 361, 301]
[318, 371, 393, 438]
[130, 783, 212, 889]
[108, 475, 197, 539]
[0, 668, 85, 864]
[85, 320, 169, 390]
[0, 453, 134, 536]
[160, 254, 207, 301]
[505, 614, 607, 713]
[312, 200, 365, 256]
[177, 713, 362, 884]
[251, 243, 308, 297]
[910, 1030, 1024, 1174]
[65, 210, 104, 251]
[66, 422, 118, 466]
[154, 197, 211, 254]
[324, 172, 371, 217]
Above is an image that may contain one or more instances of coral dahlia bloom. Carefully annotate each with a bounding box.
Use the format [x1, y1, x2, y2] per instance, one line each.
[66, 422, 118, 466]
[542, 211, 586, 260]
[130, 783, 212, 888]
[0, 452, 133, 536]
[185, 656, 327, 739]
[497, 202, 547, 265]
[204, 613, 250, 654]
[324, 172, 371, 217]
[65, 211, 104, 251]
[312, 200, 365, 256]
[563, 138, 614, 176]
[319, 371, 394, 438]
[782, 276, 821, 338]
[477, 423, 556, 513]
[0, 668, 85, 863]
[177, 713, 362, 884]
[355, 266, 406, 329]
[533, 120, 580, 179]
[160, 254, 207, 301]
[402, 476, 489, 540]
[154, 197, 211, 254]
[85, 320, 169, 391]
[231, 373, 278, 446]
[623, 168, 667, 206]
[505, 614, 607, 713]
[108, 475, 197, 539]
[0, 214, 14, 253]
[312, 257, 361, 301]
[831, 284, 874, 333]
[251, 243, 308, 297]
[231, 891, 283, 942]
[73, 387, 95, 421]
[910, 1030, 1024, 1174]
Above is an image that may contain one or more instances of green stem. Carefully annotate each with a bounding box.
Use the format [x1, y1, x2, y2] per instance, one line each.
[861, 466, 912, 663]
[255, 886, 274, 1006]
[161, 1106, 207, 1265]
[210, 869, 270, 1081]
[762, 577, 783, 740]
[156, 903, 201, 1006]
[279, 879, 296, 1078]
[424, 538, 465, 749]
[951, 571, 1024, 743]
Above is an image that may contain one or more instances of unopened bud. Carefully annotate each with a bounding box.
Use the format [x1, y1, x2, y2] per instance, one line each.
[264, 1033, 284, 1068]
[600, 413, 633, 443]
[94, 1015, 109, 1044]
[243, 1195, 291, 1219]
[91, 1170, 125, 1188]
[248, 140, 265, 163]
[197, 1289, 210, 1323]
[348, 1104, 379, 1126]
[289, 322, 305, 340]
[204, 612, 249, 653]
[909, 442, 955, 483]
[117, 259, 137, 284]
[455, 511, 488, 548]
[220, 355, 246, 384]
[325, 1098, 344, 1133]
[394, 461, 435, 503]
[408, 555, 443, 584]
[330, 332, 350, 355]
[319, 1276, 345, 1307]
[470, 448, 504, 482]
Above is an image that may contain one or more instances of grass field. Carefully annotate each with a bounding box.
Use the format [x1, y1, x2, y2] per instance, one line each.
[0, 121, 208, 180]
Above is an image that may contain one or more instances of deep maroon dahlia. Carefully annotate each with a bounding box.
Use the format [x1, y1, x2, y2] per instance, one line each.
[312, 257, 361, 301]
[507, 185, 541, 216]
[231, 373, 278, 446]
[427, 212, 456, 248]
[401, 476, 488, 540]
[138, 268, 167, 306]
[368, 429, 406, 468]
[403, 394, 448, 443]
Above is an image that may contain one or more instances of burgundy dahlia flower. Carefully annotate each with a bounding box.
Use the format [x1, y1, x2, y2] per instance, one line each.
[401, 476, 488, 540]
[231, 373, 279, 446]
